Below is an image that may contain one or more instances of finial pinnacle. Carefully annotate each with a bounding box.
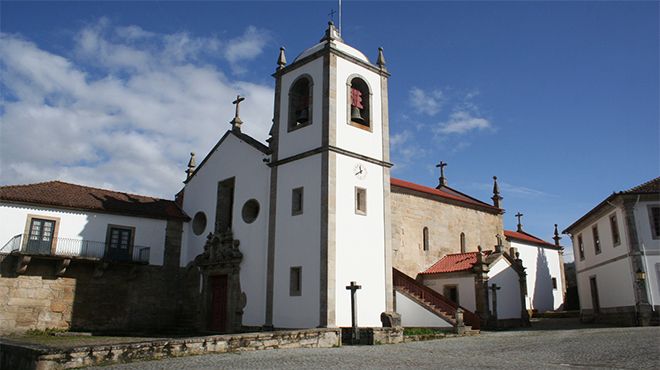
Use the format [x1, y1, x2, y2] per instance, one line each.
[491, 175, 503, 208]
[185, 152, 197, 181]
[277, 47, 287, 71]
[553, 223, 562, 246]
[377, 47, 387, 71]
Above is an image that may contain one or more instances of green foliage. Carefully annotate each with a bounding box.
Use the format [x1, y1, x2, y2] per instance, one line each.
[25, 327, 68, 336]
[403, 327, 445, 336]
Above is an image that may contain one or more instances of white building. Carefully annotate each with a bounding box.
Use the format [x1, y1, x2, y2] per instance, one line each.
[564, 177, 660, 325]
[505, 228, 566, 312]
[0, 23, 564, 334]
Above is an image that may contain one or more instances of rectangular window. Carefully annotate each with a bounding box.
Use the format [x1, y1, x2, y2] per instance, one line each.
[649, 206, 660, 240]
[610, 214, 621, 246]
[592, 226, 601, 254]
[106, 225, 135, 262]
[552, 277, 558, 290]
[578, 234, 585, 260]
[291, 187, 304, 215]
[216, 177, 235, 233]
[423, 227, 429, 251]
[290, 266, 302, 296]
[443, 285, 459, 304]
[355, 187, 367, 215]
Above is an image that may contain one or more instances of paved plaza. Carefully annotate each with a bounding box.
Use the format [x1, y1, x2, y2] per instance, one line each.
[90, 320, 659, 370]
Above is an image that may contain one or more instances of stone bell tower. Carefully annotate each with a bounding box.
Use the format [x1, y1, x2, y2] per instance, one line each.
[265, 22, 393, 329]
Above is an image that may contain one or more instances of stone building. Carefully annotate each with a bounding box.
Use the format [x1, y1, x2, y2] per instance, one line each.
[0, 23, 564, 334]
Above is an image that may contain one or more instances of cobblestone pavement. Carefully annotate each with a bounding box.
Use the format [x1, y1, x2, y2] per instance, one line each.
[91, 322, 660, 370]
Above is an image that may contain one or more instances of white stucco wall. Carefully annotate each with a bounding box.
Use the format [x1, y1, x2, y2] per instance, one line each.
[272, 154, 322, 329]
[635, 201, 660, 252]
[488, 258, 522, 319]
[512, 241, 564, 311]
[395, 291, 452, 328]
[576, 257, 636, 310]
[277, 58, 324, 160]
[422, 275, 476, 312]
[0, 202, 167, 265]
[182, 133, 271, 327]
[334, 156, 386, 327]
[572, 207, 629, 274]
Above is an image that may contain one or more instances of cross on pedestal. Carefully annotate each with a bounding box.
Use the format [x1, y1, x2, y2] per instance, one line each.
[346, 281, 362, 343]
[328, 9, 337, 22]
[436, 161, 448, 187]
[515, 212, 524, 232]
[489, 283, 501, 323]
[230, 95, 245, 132]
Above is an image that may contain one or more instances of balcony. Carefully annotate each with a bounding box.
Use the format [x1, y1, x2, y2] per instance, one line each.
[0, 234, 150, 264]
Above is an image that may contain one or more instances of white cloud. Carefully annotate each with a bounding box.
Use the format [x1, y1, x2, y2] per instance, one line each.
[408, 87, 444, 116]
[435, 110, 492, 135]
[389, 130, 429, 172]
[0, 20, 274, 198]
[224, 26, 270, 74]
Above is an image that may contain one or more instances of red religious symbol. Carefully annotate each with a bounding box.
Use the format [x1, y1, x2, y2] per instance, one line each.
[350, 88, 363, 109]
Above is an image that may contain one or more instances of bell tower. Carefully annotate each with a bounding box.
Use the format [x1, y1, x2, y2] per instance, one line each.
[265, 22, 392, 329]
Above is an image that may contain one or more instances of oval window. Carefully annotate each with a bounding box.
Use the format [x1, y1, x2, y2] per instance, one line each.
[192, 211, 207, 235]
[242, 199, 260, 224]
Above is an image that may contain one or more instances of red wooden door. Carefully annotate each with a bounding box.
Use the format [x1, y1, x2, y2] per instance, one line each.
[210, 275, 228, 332]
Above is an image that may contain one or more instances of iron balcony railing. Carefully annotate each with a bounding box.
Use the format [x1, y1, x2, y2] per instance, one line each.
[0, 234, 150, 263]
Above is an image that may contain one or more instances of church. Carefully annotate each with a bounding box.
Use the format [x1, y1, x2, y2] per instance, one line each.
[0, 23, 565, 334]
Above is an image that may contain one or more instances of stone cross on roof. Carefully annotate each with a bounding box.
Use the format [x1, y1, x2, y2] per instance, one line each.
[436, 161, 448, 187]
[230, 95, 245, 132]
[515, 212, 524, 232]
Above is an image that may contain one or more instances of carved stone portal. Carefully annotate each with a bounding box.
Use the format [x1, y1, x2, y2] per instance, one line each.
[194, 229, 245, 333]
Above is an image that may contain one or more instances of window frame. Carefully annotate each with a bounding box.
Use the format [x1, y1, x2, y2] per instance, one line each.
[290, 266, 302, 296]
[105, 224, 136, 259]
[551, 277, 558, 290]
[460, 232, 466, 253]
[22, 214, 61, 255]
[291, 187, 304, 216]
[577, 234, 585, 260]
[287, 75, 314, 132]
[648, 205, 660, 240]
[423, 227, 429, 252]
[592, 225, 601, 255]
[355, 187, 367, 215]
[609, 213, 621, 247]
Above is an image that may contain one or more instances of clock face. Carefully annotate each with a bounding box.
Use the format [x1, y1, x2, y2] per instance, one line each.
[353, 163, 367, 179]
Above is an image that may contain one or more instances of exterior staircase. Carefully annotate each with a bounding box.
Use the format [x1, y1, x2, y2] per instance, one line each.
[393, 268, 481, 331]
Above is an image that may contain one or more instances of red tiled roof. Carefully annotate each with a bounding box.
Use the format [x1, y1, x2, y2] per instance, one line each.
[622, 177, 660, 194]
[420, 251, 492, 274]
[390, 178, 500, 212]
[504, 230, 558, 249]
[0, 181, 189, 221]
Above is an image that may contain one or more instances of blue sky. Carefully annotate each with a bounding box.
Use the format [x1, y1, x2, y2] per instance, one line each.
[1, 1, 658, 259]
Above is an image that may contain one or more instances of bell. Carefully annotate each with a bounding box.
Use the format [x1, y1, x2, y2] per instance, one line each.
[351, 105, 366, 124]
[296, 107, 309, 124]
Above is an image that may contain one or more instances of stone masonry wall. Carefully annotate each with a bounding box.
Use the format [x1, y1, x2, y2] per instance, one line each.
[0, 254, 190, 335]
[391, 191, 504, 278]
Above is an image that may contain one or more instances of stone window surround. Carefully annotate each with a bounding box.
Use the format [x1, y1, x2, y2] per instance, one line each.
[648, 205, 660, 240]
[592, 225, 601, 255]
[105, 224, 137, 258]
[577, 234, 585, 260]
[551, 277, 558, 290]
[290, 266, 302, 296]
[22, 214, 61, 254]
[443, 284, 459, 305]
[609, 213, 621, 247]
[422, 227, 429, 251]
[460, 232, 466, 253]
[355, 187, 367, 215]
[346, 74, 373, 133]
[287, 74, 314, 132]
[291, 187, 304, 216]
[192, 211, 207, 236]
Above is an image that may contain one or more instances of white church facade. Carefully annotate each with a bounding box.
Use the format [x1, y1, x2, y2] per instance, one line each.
[0, 23, 568, 334]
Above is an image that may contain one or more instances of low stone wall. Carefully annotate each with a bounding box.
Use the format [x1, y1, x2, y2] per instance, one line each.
[0, 328, 341, 370]
[341, 327, 404, 345]
[0, 254, 194, 335]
